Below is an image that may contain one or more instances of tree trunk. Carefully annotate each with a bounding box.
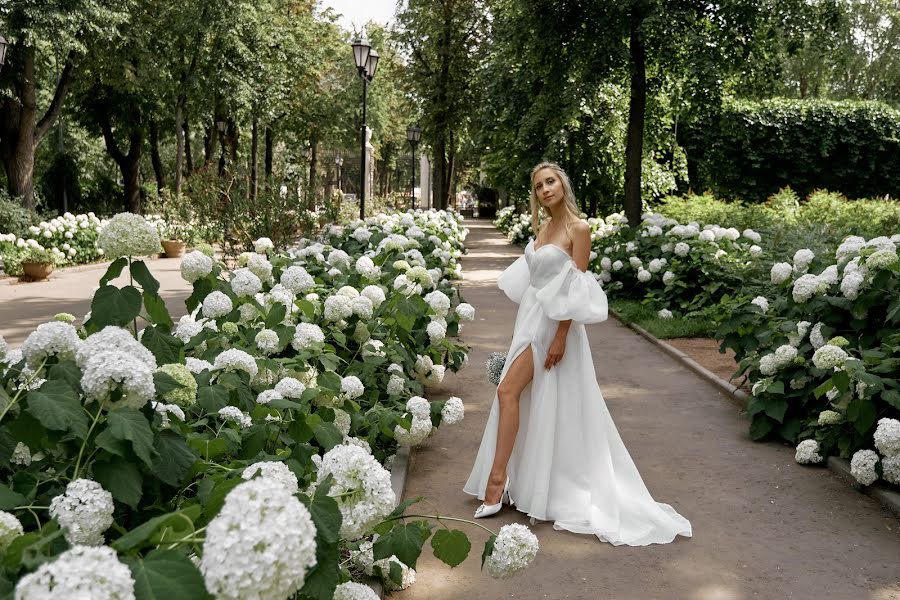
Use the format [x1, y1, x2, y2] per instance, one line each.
[250, 116, 259, 203]
[309, 130, 318, 210]
[149, 118, 166, 193]
[264, 125, 274, 178]
[203, 123, 216, 166]
[623, 4, 647, 228]
[175, 103, 184, 195]
[433, 136, 447, 210]
[1, 44, 76, 209]
[184, 121, 194, 175]
[98, 104, 143, 213]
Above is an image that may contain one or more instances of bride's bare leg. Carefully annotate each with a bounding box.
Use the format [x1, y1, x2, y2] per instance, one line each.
[485, 346, 534, 504]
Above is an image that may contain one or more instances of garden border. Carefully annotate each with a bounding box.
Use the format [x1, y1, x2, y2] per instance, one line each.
[368, 444, 411, 599]
[609, 309, 900, 520]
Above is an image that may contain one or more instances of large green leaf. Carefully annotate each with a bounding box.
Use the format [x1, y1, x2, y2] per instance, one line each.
[298, 539, 340, 600]
[881, 389, 900, 410]
[264, 304, 286, 328]
[763, 397, 788, 422]
[97, 408, 155, 467]
[129, 260, 160, 294]
[431, 529, 470, 568]
[141, 327, 182, 365]
[153, 371, 185, 396]
[48, 360, 83, 393]
[847, 397, 877, 434]
[143, 291, 173, 328]
[151, 430, 199, 487]
[90, 285, 143, 328]
[100, 257, 128, 286]
[312, 420, 342, 452]
[93, 459, 143, 508]
[480, 534, 496, 568]
[126, 549, 211, 600]
[0, 483, 25, 510]
[26, 380, 88, 439]
[749, 413, 774, 440]
[373, 522, 431, 568]
[303, 479, 342, 545]
[197, 385, 229, 413]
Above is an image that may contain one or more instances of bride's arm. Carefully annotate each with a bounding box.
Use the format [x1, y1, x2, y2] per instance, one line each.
[545, 221, 592, 369]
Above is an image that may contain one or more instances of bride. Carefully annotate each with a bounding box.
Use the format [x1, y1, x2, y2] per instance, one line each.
[463, 162, 692, 546]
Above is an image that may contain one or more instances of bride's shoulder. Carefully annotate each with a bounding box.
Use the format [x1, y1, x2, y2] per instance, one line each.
[567, 219, 590, 239]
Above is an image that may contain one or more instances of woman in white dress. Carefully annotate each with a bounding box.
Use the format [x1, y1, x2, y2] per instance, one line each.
[464, 162, 692, 546]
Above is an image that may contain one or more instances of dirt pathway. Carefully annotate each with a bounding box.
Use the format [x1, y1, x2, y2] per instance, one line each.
[396, 219, 900, 600]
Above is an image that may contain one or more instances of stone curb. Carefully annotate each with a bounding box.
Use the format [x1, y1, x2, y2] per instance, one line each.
[0, 255, 179, 284]
[609, 309, 900, 520]
[370, 444, 411, 599]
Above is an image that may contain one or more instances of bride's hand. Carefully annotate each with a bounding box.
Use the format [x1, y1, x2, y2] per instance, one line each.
[544, 335, 566, 370]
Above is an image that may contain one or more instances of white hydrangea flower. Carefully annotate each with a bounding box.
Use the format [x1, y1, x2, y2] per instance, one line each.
[218, 406, 253, 428]
[749, 245, 763, 256]
[281, 265, 315, 292]
[314, 444, 395, 539]
[812, 344, 849, 370]
[818, 264, 839, 285]
[202, 291, 233, 318]
[742, 229, 762, 243]
[850, 449, 879, 486]
[792, 248, 814, 272]
[657, 309, 673, 319]
[327, 249, 352, 269]
[882, 454, 900, 485]
[387, 374, 406, 396]
[324, 295, 354, 321]
[361, 285, 386, 308]
[242, 461, 299, 493]
[351, 295, 374, 320]
[15, 545, 135, 600]
[792, 274, 825, 303]
[484, 523, 539, 579]
[394, 414, 433, 446]
[770, 262, 793, 284]
[49, 479, 114, 546]
[0, 511, 24, 549]
[456, 302, 475, 321]
[794, 439, 823, 464]
[334, 581, 380, 600]
[255, 328, 280, 355]
[333, 408, 352, 437]
[758, 354, 779, 376]
[427, 319, 447, 343]
[185, 357, 214, 374]
[11, 442, 33, 466]
[835, 237, 865, 264]
[406, 396, 431, 420]
[750, 296, 769, 313]
[355, 255, 381, 279]
[76, 326, 156, 370]
[874, 418, 900, 457]
[352, 227, 372, 243]
[424, 290, 451, 317]
[292, 323, 325, 350]
[840, 269, 866, 300]
[22, 321, 80, 367]
[637, 269, 651, 282]
[201, 478, 317, 600]
[362, 339, 386, 358]
[442, 396, 464, 425]
[808, 322, 826, 349]
[98, 212, 160, 258]
[628, 256, 642, 269]
[174, 315, 203, 343]
[256, 389, 283, 405]
[275, 377, 306, 398]
[253, 237, 274, 254]
[213, 348, 258, 378]
[180, 250, 214, 283]
[673, 242, 690, 257]
[817, 410, 842, 426]
[341, 375, 365, 399]
[81, 350, 156, 410]
[246, 253, 273, 282]
[231, 268, 263, 297]
[698, 230, 716, 242]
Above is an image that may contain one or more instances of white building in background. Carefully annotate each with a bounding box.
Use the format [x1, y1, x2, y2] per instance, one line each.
[419, 153, 432, 210]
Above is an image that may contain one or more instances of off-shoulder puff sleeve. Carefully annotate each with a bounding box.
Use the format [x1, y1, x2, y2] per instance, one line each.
[497, 255, 530, 304]
[534, 262, 608, 324]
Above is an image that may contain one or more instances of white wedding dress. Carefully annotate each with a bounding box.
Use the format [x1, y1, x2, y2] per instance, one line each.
[464, 239, 692, 546]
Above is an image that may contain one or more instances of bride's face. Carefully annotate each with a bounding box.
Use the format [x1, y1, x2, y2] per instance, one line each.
[533, 168, 563, 210]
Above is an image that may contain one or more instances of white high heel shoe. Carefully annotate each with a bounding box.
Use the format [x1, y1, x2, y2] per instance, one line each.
[474, 479, 510, 519]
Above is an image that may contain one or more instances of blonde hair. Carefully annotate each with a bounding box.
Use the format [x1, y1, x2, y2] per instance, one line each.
[530, 162, 582, 235]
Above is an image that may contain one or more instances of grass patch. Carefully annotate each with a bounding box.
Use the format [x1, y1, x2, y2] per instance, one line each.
[609, 299, 717, 339]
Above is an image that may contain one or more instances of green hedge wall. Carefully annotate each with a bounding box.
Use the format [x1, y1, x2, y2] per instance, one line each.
[684, 99, 900, 202]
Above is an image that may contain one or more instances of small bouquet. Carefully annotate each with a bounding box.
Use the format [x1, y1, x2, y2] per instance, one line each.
[485, 352, 506, 385]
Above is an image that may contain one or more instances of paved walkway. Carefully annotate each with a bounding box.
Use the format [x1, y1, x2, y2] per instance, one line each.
[0, 257, 193, 347]
[397, 219, 900, 600]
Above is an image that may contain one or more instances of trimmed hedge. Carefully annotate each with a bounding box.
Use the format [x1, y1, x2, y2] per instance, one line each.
[684, 99, 900, 202]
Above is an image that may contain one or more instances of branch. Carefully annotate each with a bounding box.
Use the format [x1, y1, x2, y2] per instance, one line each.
[412, 47, 434, 76]
[34, 50, 77, 145]
[97, 103, 126, 165]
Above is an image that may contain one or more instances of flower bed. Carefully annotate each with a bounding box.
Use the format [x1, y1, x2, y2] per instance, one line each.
[0, 209, 539, 599]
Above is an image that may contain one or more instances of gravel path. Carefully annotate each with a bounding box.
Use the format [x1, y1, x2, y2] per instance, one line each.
[395, 219, 900, 600]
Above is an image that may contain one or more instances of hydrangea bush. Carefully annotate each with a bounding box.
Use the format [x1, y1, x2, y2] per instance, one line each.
[0, 209, 538, 598]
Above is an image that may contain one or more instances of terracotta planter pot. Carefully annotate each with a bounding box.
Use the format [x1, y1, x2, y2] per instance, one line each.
[162, 240, 187, 258]
[22, 261, 54, 281]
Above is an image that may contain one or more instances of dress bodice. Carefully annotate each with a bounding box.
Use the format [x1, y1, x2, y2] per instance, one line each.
[525, 239, 577, 289]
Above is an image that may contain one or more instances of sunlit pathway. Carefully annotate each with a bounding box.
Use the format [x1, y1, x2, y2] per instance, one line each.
[396, 219, 900, 600]
[0, 258, 192, 347]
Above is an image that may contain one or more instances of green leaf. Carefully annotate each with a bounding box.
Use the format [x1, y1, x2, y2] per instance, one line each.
[298, 539, 340, 600]
[0, 483, 25, 510]
[387, 496, 424, 520]
[847, 397, 877, 434]
[26, 380, 89, 439]
[141, 327, 182, 365]
[763, 397, 788, 422]
[197, 385, 229, 413]
[143, 291, 173, 328]
[90, 285, 143, 328]
[431, 529, 470, 568]
[316, 371, 342, 393]
[766, 381, 785, 395]
[112, 514, 173, 552]
[48, 360, 83, 393]
[153, 372, 186, 396]
[373, 522, 430, 569]
[125, 549, 212, 600]
[100, 257, 128, 286]
[305, 481, 342, 545]
[312, 420, 343, 452]
[749, 413, 774, 440]
[93, 459, 143, 508]
[98, 408, 156, 467]
[129, 260, 160, 294]
[264, 304, 286, 328]
[881, 390, 900, 410]
[202, 478, 242, 520]
[151, 430, 199, 487]
[481, 534, 496, 568]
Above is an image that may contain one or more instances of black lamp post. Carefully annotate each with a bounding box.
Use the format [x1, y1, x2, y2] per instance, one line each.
[351, 37, 379, 220]
[406, 125, 421, 210]
[0, 36, 8, 71]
